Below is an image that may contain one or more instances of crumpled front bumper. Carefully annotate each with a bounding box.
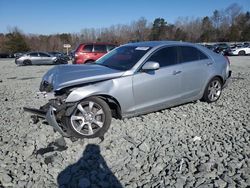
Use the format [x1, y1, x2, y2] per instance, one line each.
[23, 106, 70, 137]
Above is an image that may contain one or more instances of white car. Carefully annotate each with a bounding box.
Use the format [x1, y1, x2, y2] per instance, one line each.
[229, 47, 250, 56]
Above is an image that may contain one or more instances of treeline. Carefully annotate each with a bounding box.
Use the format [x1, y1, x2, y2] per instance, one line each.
[0, 3, 249, 54]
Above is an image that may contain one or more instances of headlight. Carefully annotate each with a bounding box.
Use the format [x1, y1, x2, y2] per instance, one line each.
[40, 80, 53, 92]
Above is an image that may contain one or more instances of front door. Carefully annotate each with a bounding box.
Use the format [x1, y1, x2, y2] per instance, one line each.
[132, 46, 182, 114]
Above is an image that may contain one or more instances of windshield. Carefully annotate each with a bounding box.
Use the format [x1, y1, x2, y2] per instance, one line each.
[95, 46, 151, 71]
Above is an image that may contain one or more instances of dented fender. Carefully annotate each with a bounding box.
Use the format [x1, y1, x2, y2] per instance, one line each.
[65, 79, 115, 103]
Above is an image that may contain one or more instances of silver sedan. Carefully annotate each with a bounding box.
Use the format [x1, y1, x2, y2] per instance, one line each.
[15, 52, 65, 65]
[25, 41, 232, 139]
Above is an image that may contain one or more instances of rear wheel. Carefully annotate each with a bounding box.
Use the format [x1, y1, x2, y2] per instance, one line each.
[238, 50, 246, 56]
[202, 77, 222, 103]
[64, 97, 111, 139]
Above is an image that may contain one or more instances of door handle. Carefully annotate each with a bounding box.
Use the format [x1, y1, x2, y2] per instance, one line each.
[207, 62, 213, 66]
[173, 70, 182, 75]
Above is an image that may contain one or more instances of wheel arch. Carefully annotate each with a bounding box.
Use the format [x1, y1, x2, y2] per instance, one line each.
[213, 75, 223, 84]
[201, 75, 224, 98]
[238, 50, 246, 55]
[201, 75, 223, 101]
[65, 87, 122, 119]
[94, 94, 122, 119]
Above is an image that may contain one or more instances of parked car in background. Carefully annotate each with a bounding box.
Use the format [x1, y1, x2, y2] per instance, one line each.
[203, 44, 216, 51]
[69, 50, 75, 60]
[15, 52, 68, 66]
[229, 46, 250, 56]
[0, 53, 10, 58]
[213, 43, 231, 55]
[14, 52, 24, 58]
[25, 41, 231, 140]
[243, 42, 250, 47]
[73, 43, 117, 64]
[229, 43, 243, 49]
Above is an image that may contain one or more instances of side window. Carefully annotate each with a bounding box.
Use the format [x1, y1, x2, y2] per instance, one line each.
[94, 45, 107, 53]
[82, 45, 93, 52]
[147, 47, 178, 67]
[180, 46, 208, 63]
[39, 53, 50, 57]
[29, 53, 38, 57]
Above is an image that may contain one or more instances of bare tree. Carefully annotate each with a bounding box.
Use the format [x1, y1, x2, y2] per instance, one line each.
[225, 3, 242, 25]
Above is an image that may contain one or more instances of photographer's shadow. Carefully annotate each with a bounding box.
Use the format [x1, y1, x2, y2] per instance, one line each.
[57, 144, 122, 188]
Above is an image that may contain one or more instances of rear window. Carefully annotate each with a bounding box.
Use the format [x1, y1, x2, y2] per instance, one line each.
[179, 46, 208, 63]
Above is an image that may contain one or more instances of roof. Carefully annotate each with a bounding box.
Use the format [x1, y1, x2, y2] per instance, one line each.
[124, 41, 191, 48]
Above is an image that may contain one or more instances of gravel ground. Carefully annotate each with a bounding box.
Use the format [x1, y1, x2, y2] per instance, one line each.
[0, 57, 249, 188]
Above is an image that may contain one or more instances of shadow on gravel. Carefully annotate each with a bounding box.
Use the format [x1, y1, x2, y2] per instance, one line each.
[36, 137, 68, 156]
[57, 144, 122, 188]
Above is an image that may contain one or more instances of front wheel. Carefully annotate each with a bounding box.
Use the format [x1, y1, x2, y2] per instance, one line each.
[202, 77, 222, 103]
[63, 97, 111, 139]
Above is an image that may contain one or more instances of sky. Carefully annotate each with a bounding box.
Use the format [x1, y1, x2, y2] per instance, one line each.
[0, 0, 249, 35]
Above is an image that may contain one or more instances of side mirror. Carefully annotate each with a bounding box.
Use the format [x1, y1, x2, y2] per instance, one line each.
[142, 61, 160, 71]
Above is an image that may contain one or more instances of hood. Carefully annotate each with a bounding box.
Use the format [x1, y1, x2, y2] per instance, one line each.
[41, 64, 125, 91]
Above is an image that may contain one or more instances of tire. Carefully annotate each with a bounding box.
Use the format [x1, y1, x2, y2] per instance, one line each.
[202, 77, 222, 103]
[63, 97, 111, 139]
[238, 50, 246, 56]
[23, 60, 32, 65]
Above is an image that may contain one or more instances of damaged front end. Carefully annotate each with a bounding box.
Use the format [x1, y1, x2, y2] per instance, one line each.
[24, 92, 74, 138]
[24, 64, 124, 139]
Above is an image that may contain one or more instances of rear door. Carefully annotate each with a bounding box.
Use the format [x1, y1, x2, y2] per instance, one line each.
[178, 46, 211, 99]
[132, 46, 182, 113]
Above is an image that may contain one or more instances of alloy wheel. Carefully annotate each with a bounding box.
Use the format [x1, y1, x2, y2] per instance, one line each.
[207, 80, 222, 102]
[70, 101, 105, 136]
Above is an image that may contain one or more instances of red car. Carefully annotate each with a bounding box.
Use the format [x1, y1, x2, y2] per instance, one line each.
[73, 43, 117, 64]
